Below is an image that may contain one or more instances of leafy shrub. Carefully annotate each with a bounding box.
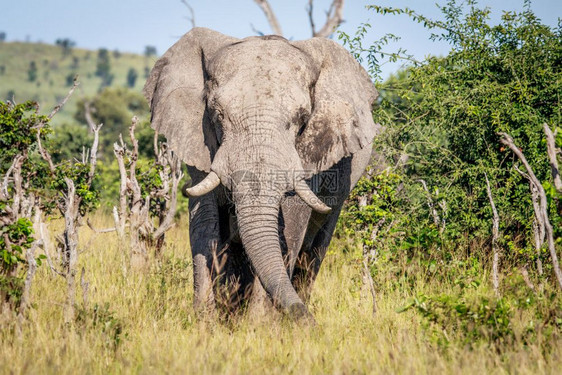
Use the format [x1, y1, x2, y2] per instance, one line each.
[399, 294, 513, 347]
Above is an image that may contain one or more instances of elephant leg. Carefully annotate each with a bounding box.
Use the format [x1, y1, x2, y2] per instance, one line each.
[188, 169, 221, 314]
[292, 205, 343, 302]
[215, 239, 257, 312]
[292, 155, 359, 301]
[280, 195, 312, 277]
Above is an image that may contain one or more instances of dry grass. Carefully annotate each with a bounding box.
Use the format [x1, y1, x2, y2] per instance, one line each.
[1, 214, 561, 374]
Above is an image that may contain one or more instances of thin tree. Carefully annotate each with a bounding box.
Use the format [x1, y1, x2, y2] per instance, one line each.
[36, 79, 102, 323]
[500, 132, 562, 291]
[112, 117, 184, 268]
[484, 173, 500, 296]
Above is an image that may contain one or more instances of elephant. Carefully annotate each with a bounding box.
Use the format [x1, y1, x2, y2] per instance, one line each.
[143, 27, 380, 321]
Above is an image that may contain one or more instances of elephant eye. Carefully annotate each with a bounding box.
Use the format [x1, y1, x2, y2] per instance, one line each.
[210, 107, 224, 124]
[297, 123, 306, 136]
[294, 108, 310, 136]
[216, 111, 224, 123]
[214, 121, 224, 144]
[208, 107, 225, 144]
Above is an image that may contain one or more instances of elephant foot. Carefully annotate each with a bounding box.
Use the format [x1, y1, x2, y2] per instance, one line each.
[287, 303, 316, 325]
[192, 254, 216, 316]
[247, 279, 273, 318]
[193, 293, 216, 321]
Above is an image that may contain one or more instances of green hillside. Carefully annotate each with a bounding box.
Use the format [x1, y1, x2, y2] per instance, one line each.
[0, 42, 152, 125]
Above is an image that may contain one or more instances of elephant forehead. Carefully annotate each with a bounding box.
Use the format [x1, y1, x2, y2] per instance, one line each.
[209, 39, 315, 83]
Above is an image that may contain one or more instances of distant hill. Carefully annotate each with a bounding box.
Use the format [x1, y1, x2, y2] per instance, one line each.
[0, 42, 153, 125]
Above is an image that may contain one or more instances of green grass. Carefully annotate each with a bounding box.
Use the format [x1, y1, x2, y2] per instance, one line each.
[0, 42, 150, 125]
[1, 213, 561, 374]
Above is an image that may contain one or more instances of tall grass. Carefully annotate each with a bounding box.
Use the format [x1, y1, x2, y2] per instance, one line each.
[1, 213, 561, 374]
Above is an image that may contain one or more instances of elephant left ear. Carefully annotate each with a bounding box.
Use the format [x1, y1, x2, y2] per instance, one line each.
[292, 38, 380, 173]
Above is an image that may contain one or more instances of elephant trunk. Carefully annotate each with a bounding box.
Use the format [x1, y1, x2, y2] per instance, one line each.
[232, 176, 309, 319]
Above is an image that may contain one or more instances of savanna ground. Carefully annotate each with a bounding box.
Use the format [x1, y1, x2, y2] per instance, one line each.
[2, 213, 561, 374]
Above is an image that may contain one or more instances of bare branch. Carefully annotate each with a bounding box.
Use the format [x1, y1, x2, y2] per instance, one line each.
[62, 177, 79, 324]
[361, 217, 385, 316]
[362, 259, 377, 316]
[85, 105, 103, 185]
[500, 132, 562, 290]
[112, 118, 184, 265]
[80, 267, 89, 309]
[36, 128, 55, 173]
[16, 239, 42, 335]
[1, 154, 25, 200]
[544, 123, 562, 192]
[47, 77, 79, 121]
[485, 173, 500, 296]
[253, 0, 283, 36]
[307, 0, 316, 36]
[153, 155, 184, 240]
[180, 0, 196, 28]
[419, 179, 441, 228]
[87, 218, 116, 234]
[128, 117, 140, 192]
[83, 102, 96, 131]
[314, 0, 345, 38]
[249, 23, 265, 36]
[520, 171, 546, 280]
[113, 142, 128, 238]
[520, 266, 536, 293]
[532, 218, 544, 280]
[33, 79, 80, 174]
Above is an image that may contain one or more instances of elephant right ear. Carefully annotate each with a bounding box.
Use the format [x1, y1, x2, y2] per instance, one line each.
[143, 28, 238, 172]
[292, 38, 379, 174]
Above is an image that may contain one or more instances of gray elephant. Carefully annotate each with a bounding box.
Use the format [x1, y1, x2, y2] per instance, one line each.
[143, 28, 379, 320]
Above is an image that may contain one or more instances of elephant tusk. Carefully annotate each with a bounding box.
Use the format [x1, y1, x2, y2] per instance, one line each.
[294, 179, 332, 214]
[185, 171, 221, 197]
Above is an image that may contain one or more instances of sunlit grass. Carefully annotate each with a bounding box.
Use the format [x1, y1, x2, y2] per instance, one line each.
[1, 213, 561, 374]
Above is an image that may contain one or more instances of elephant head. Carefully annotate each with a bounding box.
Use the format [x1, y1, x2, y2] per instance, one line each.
[144, 28, 378, 317]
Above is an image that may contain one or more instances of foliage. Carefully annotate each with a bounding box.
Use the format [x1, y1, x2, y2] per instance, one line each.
[144, 45, 157, 57]
[27, 61, 37, 82]
[55, 38, 76, 57]
[48, 123, 92, 163]
[0, 101, 49, 168]
[0, 99, 100, 307]
[126, 67, 138, 88]
[345, 1, 562, 260]
[399, 293, 514, 347]
[0, 101, 48, 306]
[338, 23, 418, 82]
[338, 168, 403, 251]
[95, 48, 114, 89]
[137, 161, 165, 215]
[396, 270, 562, 349]
[0, 218, 34, 268]
[335, 0, 562, 352]
[50, 160, 100, 216]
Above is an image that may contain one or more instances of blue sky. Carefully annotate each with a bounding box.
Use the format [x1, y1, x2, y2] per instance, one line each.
[2, 1, 561, 78]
